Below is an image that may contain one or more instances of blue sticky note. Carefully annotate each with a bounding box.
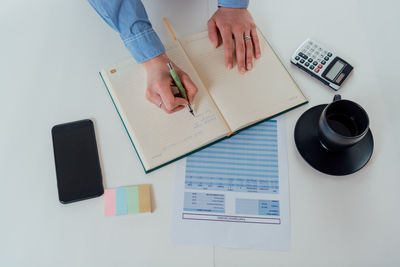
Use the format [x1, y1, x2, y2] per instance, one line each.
[116, 187, 128, 215]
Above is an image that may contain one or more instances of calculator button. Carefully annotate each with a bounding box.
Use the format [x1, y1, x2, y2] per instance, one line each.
[313, 44, 318, 48]
[313, 61, 318, 65]
[305, 45, 310, 49]
[308, 58, 313, 62]
[300, 59, 305, 63]
[324, 56, 330, 61]
[309, 65, 315, 70]
[328, 52, 332, 57]
[321, 60, 326, 65]
[310, 49, 315, 53]
[305, 62, 310, 67]
[298, 52, 308, 59]
[295, 56, 300, 60]
[308, 41, 313, 45]
[314, 68, 320, 73]
[318, 64, 323, 69]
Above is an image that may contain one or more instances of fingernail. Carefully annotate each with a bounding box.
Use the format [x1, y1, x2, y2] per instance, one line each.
[256, 53, 261, 58]
[227, 64, 232, 70]
[247, 63, 252, 70]
[213, 41, 218, 48]
[240, 67, 246, 74]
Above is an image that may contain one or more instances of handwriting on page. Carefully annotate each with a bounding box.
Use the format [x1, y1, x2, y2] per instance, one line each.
[160, 109, 217, 154]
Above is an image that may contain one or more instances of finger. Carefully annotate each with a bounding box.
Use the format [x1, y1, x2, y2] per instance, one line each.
[158, 85, 187, 111]
[145, 91, 166, 111]
[180, 73, 198, 104]
[234, 32, 246, 74]
[207, 19, 220, 48]
[152, 93, 185, 114]
[219, 25, 234, 69]
[161, 103, 185, 114]
[173, 96, 189, 107]
[244, 31, 253, 70]
[145, 89, 162, 106]
[250, 26, 261, 59]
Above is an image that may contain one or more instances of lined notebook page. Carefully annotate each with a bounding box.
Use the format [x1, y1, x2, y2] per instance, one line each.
[101, 41, 229, 171]
[180, 32, 307, 132]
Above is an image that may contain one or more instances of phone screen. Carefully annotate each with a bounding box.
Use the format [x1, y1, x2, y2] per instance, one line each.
[52, 119, 104, 204]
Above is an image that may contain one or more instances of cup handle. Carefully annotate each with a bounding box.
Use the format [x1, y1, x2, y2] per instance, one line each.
[333, 94, 341, 102]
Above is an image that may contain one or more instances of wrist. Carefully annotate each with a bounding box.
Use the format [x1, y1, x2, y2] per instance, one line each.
[142, 53, 170, 70]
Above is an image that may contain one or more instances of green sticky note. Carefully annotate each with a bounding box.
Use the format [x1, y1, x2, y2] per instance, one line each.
[126, 186, 139, 214]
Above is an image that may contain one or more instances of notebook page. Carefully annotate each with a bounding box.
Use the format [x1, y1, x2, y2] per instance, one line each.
[180, 31, 307, 132]
[101, 41, 229, 171]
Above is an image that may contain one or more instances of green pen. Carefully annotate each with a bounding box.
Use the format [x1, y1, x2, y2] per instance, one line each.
[167, 62, 194, 116]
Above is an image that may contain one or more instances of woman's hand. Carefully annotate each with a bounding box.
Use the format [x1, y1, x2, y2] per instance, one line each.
[142, 53, 198, 114]
[207, 7, 261, 74]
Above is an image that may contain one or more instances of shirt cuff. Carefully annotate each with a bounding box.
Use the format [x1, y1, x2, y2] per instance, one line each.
[122, 28, 166, 63]
[218, 0, 249, 8]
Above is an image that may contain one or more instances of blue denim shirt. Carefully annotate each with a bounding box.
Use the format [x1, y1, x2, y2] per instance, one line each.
[89, 0, 249, 63]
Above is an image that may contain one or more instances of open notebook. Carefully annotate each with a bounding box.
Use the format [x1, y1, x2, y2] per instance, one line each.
[100, 31, 307, 173]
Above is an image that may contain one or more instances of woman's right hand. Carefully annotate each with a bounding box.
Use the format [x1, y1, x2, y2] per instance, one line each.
[142, 53, 198, 114]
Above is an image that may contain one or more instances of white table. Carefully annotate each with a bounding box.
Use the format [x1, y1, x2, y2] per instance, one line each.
[1, 0, 399, 266]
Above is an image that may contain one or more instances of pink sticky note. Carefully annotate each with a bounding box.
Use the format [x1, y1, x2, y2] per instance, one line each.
[104, 189, 116, 216]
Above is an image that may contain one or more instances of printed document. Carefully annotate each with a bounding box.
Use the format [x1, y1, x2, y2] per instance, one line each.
[171, 117, 290, 250]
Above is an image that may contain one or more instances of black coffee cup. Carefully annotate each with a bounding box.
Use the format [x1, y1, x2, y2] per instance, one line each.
[318, 95, 370, 151]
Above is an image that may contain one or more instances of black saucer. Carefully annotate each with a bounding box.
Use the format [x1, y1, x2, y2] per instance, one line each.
[294, 104, 374, 176]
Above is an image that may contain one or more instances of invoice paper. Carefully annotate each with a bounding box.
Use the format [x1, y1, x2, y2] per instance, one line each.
[171, 118, 290, 250]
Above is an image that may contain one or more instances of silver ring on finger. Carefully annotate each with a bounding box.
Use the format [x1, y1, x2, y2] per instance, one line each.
[244, 35, 252, 41]
[158, 101, 162, 108]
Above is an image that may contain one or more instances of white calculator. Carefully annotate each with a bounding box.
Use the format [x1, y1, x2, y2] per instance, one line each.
[291, 39, 353, 90]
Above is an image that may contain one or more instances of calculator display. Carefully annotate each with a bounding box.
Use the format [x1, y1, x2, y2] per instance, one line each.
[325, 60, 345, 81]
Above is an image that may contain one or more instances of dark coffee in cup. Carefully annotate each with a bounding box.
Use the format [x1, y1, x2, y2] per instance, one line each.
[318, 95, 369, 151]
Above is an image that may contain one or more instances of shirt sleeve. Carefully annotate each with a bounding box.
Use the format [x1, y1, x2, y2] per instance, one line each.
[218, 0, 249, 8]
[88, 0, 165, 63]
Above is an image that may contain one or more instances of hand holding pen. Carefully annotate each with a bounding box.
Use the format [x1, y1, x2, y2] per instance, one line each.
[167, 62, 194, 116]
[141, 53, 198, 115]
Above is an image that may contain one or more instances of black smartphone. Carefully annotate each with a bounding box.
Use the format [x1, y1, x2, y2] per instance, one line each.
[51, 119, 104, 204]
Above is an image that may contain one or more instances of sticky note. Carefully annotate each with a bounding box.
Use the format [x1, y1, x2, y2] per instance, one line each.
[127, 186, 139, 214]
[116, 187, 128, 216]
[104, 189, 116, 216]
[138, 184, 152, 213]
[104, 184, 152, 217]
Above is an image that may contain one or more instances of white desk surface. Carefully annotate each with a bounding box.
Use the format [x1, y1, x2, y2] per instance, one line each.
[1, 0, 400, 266]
